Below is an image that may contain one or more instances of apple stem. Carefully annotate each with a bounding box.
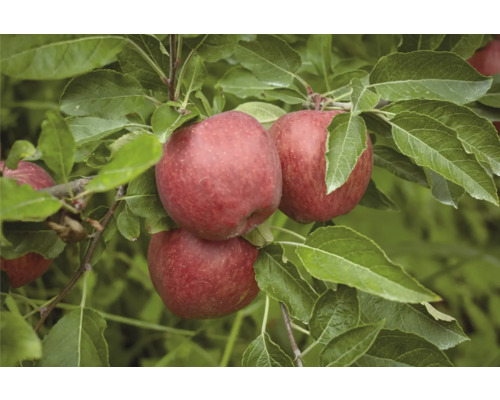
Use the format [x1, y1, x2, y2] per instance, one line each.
[34, 185, 127, 332]
[280, 302, 304, 367]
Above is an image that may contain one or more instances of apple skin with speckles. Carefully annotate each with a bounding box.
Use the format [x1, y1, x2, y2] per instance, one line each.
[0, 161, 55, 288]
[269, 110, 373, 224]
[155, 111, 282, 241]
[147, 229, 260, 319]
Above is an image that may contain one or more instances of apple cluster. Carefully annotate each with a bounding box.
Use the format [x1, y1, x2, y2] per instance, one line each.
[148, 110, 373, 319]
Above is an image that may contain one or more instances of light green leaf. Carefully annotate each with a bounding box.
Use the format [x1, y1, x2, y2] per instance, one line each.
[307, 35, 333, 91]
[384, 99, 500, 176]
[242, 333, 294, 367]
[182, 53, 207, 96]
[310, 286, 360, 345]
[38, 111, 75, 180]
[216, 67, 274, 99]
[0, 179, 62, 222]
[426, 168, 465, 208]
[358, 179, 399, 211]
[0, 35, 126, 80]
[319, 321, 384, 367]
[373, 144, 429, 187]
[41, 308, 109, 367]
[60, 70, 148, 117]
[359, 292, 469, 350]
[151, 104, 199, 143]
[85, 134, 163, 193]
[478, 75, 500, 108]
[234, 102, 286, 129]
[350, 78, 380, 114]
[296, 226, 440, 303]
[186, 34, 240, 62]
[325, 113, 367, 194]
[423, 302, 456, 322]
[389, 112, 499, 205]
[370, 51, 492, 104]
[353, 329, 453, 367]
[0, 311, 42, 366]
[5, 140, 37, 170]
[235, 35, 302, 88]
[117, 205, 140, 241]
[68, 116, 129, 145]
[254, 244, 318, 323]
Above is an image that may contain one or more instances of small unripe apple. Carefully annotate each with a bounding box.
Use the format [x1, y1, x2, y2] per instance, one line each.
[269, 110, 373, 223]
[155, 111, 282, 241]
[147, 229, 259, 319]
[0, 161, 55, 288]
[468, 38, 500, 76]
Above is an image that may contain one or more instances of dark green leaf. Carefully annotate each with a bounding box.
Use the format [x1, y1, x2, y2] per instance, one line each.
[254, 244, 318, 323]
[181, 53, 206, 97]
[358, 179, 399, 211]
[398, 34, 446, 52]
[38, 110, 75, 180]
[41, 308, 109, 367]
[296, 226, 440, 303]
[354, 329, 453, 367]
[437, 34, 485, 59]
[307, 35, 334, 91]
[350, 78, 380, 114]
[325, 113, 367, 194]
[310, 286, 360, 344]
[186, 35, 240, 62]
[5, 140, 37, 169]
[426, 169, 466, 208]
[370, 51, 492, 104]
[0, 35, 126, 80]
[478, 75, 500, 108]
[85, 134, 162, 193]
[60, 70, 149, 117]
[0, 311, 42, 366]
[242, 333, 294, 367]
[359, 292, 469, 350]
[389, 112, 499, 205]
[235, 35, 302, 88]
[117, 205, 140, 241]
[217, 67, 273, 99]
[319, 321, 384, 367]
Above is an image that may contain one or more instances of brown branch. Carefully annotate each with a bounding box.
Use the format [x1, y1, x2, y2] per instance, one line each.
[169, 34, 178, 102]
[35, 185, 127, 332]
[38, 177, 93, 199]
[279, 302, 304, 367]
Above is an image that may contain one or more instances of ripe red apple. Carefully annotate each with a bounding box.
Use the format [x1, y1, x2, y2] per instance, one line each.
[468, 37, 500, 76]
[155, 111, 282, 241]
[0, 161, 55, 288]
[147, 229, 259, 319]
[269, 110, 373, 223]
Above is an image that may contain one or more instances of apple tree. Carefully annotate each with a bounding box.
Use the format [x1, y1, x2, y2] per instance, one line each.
[1, 34, 500, 367]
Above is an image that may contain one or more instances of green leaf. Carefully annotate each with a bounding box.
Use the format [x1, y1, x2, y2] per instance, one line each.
[0, 34, 126, 80]
[117, 205, 140, 241]
[426, 169, 465, 208]
[182, 53, 207, 97]
[372, 144, 429, 187]
[478, 75, 500, 108]
[437, 34, 485, 59]
[1, 222, 65, 259]
[325, 113, 367, 194]
[307, 35, 334, 91]
[186, 34, 240, 62]
[234, 102, 286, 129]
[370, 51, 492, 104]
[41, 308, 109, 367]
[235, 35, 302, 88]
[296, 226, 440, 303]
[151, 104, 199, 143]
[310, 286, 360, 345]
[217, 67, 274, 99]
[68, 116, 129, 145]
[358, 179, 399, 211]
[60, 70, 148, 117]
[358, 292, 469, 350]
[0, 178, 61, 222]
[38, 110, 75, 180]
[242, 333, 294, 367]
[254, 244, 318, 323]
[85, 134, 162, 193]
[319, 321, 384, 367]
[0, 311, 42, 366]
[353, 329, 453, 367]
[350, 78, 380, 114]
[384, 100, 500, 177]
[4, 140, 37, 170]
[398, 34, 446, 52]
[389, 112, 499, 205]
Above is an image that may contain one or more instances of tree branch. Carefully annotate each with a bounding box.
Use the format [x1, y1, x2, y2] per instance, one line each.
[169, 34, 178, 102]
[38, 177, 93, 199]
[35, 185, 127, 332]
[279, 302, 304, 367]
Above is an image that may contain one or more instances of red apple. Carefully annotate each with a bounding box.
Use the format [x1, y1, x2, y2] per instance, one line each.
[269, 110, 373, 223]
[494, 121, 500, 135]
[147, 229, 259, 319]
[155, 111, 282, 241]
[0, 161, 55, 288]
[468, 38, 500, 76]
